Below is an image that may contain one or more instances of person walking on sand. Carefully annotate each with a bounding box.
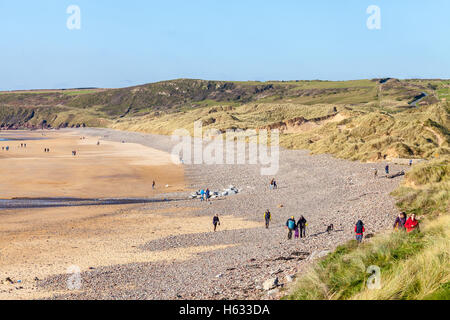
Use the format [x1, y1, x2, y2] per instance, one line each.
[393, 212, 407, 231]
[404, 214, 420, 233]
[205, 188, 210, 201]
[409, 159, 413, 166]
[213, 214, 220, 232]
[152, 180, 156, 189]
[355, 220, 365, 243]
[264, 209, 271, 229]
[385, 165, 390, 175]
[373, 168, 378, 178]
[200, 189, 205, 201]
[297, 215, 307, 238]
[286, 216, 296, 240]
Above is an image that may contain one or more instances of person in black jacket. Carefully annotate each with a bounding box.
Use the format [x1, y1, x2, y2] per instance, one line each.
[213, 214, 220, 232]
[297, 215, 307, 238]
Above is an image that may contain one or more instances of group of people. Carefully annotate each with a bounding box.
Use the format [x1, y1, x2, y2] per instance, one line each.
[44, 148, 50, 153]
[212, 210, 421, 242]
[285, 215, 308, 240]
[200, 188, 211, 201]
[393, 212, 420, 233]
[1, 146, 10, 151]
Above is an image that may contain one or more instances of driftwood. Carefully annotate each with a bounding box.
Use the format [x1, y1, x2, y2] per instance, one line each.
[386, 171, 405, 179]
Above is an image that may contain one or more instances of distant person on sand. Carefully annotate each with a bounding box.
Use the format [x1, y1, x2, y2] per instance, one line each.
[393, 212, 407, 231]
[385, 165, 389, 175]
[404, 214, 420, 233]
[152, 180, 156, 189]
[200, 189, 205, 201]
[205, 188, 210, 201]
[286, 216, 296, 240]
[409, 159, 413, 166]
[264, 209, 271, 229]
[213, 214, 220, 232]
[297, 215, 307, 238]
[355, 220, 365, 243]
[270, 179, 278, 190]
[373, 168, 378, 178]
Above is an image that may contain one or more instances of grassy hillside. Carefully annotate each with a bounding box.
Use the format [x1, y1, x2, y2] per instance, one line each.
[285, 156, 449, 300]
[0, 78, 444, 126]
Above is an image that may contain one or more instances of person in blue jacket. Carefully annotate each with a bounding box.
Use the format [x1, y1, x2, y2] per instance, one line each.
[286, 216, 296, 240]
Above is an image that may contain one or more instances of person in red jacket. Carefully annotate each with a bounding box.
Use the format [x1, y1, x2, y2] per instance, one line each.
[404, 214, 420, 233]
[355, 220, 365, 242]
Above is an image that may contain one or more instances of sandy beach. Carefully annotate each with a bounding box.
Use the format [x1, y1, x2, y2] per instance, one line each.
[0, 128, 408, 300]
[0, 130, 183, 199]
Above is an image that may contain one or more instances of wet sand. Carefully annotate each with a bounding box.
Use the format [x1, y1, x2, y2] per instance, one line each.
[0, 130, 184, 199]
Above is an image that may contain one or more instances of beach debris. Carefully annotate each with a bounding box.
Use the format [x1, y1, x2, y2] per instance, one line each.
[267, 288, 279, 296]
[262, 277, 278, 291]
[386, 170, 405, 179]
[285, 275, 294, 283]
[5, 277, 14, 284]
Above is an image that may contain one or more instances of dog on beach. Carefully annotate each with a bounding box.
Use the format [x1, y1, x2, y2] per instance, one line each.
[326, 224, 334, 233]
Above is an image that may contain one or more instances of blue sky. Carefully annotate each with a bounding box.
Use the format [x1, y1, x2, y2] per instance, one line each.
[0, 0, 449, 90]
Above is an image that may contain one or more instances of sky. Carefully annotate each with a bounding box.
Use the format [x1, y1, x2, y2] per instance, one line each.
[0, 0, 449, 90]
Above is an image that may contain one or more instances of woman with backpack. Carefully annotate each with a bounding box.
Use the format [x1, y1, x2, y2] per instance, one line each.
[286, 216, 296, 240]
[355, 220, 365, 243]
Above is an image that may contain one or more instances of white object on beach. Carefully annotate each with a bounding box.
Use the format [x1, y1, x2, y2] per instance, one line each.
[263, 277, 278, 291]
